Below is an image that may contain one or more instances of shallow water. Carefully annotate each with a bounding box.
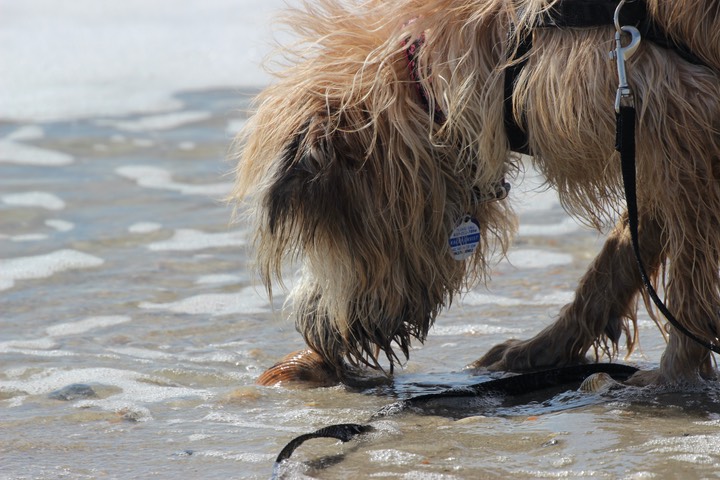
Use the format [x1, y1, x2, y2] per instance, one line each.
[2, 88, 720, 479]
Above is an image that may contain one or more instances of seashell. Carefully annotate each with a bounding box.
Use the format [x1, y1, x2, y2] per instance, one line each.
[256, 349, 339, 388]
[578, 372, 623, 393]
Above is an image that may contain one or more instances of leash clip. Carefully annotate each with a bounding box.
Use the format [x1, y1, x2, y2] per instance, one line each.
[608, 0, 641, 112]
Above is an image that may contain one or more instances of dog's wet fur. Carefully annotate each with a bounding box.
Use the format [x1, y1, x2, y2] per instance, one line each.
[232, 0, 720, 386]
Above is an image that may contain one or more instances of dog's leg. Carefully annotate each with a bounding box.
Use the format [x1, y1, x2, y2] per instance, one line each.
[471, 212, 665, 372]
[628, 239, 718, 385]
[626, 335, 715, 386]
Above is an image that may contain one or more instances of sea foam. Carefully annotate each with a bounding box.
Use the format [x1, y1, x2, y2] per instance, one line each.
[146, 228, 246, 251]
[115, 165, 232, 197]
[1, 191, 66, 210]
[139, 287, 269, 316]
[0, 249, 104, 291]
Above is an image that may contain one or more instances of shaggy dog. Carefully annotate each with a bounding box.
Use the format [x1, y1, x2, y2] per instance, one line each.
[232, 0, 720, 387]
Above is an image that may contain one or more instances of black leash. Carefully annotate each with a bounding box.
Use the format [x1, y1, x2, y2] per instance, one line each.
[274, 423, 374, 463]
[374, 362, 638, 416]
[617, 106, 720, 355]
[610, 1, 720, 356]
[270, 363, 638, 476]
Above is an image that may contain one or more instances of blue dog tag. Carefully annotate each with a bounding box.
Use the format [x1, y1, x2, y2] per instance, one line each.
[448, 216, 481, 260]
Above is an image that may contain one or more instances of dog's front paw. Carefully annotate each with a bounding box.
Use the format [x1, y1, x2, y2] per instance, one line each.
[256, 349, 341, 388]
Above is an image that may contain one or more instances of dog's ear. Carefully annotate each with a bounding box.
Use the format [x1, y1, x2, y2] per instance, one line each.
[263, 115, 355, 244]
[265, 120, 312, 236]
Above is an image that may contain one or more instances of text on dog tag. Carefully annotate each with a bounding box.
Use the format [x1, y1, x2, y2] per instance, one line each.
[448, 216, 481, 261]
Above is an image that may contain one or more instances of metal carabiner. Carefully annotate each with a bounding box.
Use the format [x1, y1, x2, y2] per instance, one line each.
[609, 0, 642, 112]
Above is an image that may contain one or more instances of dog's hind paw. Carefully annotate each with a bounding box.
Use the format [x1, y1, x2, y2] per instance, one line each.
[467, 338, 562, 372]
[256, 349, 341, 388]
[467, 339, 524, 371]
[624, 369, 667, 386]
[468, 338, 587, 373]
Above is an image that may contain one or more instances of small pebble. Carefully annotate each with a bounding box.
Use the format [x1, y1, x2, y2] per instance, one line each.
[172, 450, 194, 457]
[221, 386, 262, 404]
[48, 384, 97, 401]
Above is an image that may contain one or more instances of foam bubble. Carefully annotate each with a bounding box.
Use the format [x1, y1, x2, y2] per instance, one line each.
[519, 217, 582, 236]
[533, 291, 574, 305]
[645, 434, 720, 456]
[196, 451, 277, 463]
[226, 118, 246, 136]
[0, 141, 75, 166]
[5, 125, 44, 141]
[96, 111, 211, 132]
[10, 234, 48, 242]
[132, 138, 155, 148]
[0, 339, 76, 358]
[139, 288, 269, 316]
[147, 228, 246, 251]
[201, 411, 306, 433]
[45, 219, 75, 232]
[1, 125, 73, 166]
[129, 222, 162, 234]
[185, 351, 243, 364]
[195, 273, 242, 285]
[0, 338, 58, 351]
[45, 316, 131, 337]
[107, 346, 175, 361]
[505, 249, 573, 269]
[1, 191, 66, 210]
[195, 274, 243, 285]
[0, 367, 209, 404]
[0, 249, 104, 291]
[460, 292, 523, 307]
[667, 454, 714, 464]
[461, 290, 573, 307]
[368, 449, 422, 465]
[431, 324, 523, 336]
[115, 165, 232, 197]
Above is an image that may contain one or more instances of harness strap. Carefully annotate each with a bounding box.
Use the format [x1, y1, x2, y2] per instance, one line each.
[504, 0, 710, 155]
[538, 0, 645, 28]
[542, 0, 708, 67]
[504, 32, 533, 154]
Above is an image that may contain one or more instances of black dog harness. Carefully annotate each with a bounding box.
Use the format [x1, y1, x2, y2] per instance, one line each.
[504, 0, 709, 154]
